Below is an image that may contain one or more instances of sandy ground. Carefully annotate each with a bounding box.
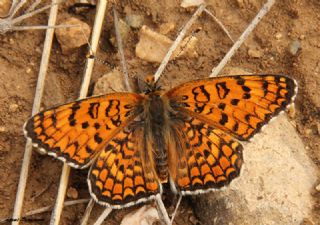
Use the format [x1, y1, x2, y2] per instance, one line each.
[0, 0, 319, 224]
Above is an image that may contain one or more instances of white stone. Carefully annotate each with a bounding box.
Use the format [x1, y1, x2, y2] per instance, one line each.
[193, 114, 317, 224]
[135, 25, 198, 63]
[120, 205, 159, 225]
[55, 17, 91, 53]
[93, 69, 127, 95]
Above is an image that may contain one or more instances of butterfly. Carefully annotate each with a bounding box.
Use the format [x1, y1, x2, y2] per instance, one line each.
[24, 74, 297, 209]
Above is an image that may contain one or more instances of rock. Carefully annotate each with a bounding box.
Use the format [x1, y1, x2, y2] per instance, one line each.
[180, 0, 204, 8]
[0, 0, 11, 17]
[125, 14, 144, 29]
[159, 22, 175, 35]
[248, 47, 263, 58]
[8, 103, 19, 112]
[236, 0, 245, 8]
[93, 69, 127, 95]
[110, 19, 131, 47]
[55, 17, 91, 53]
[192, 114, 317, 224]
[135, 25, 198, 63]
[0, 126, 5, 132]
[66, 187, 78, 199]
[120, 205, 159, 225]
[275, 32, 283, 40]
[288, 40, 301, 55]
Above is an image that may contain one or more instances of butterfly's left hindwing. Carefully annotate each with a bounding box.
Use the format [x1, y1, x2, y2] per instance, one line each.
[88, 125, 161, 208]
[24, 93, 144, 168]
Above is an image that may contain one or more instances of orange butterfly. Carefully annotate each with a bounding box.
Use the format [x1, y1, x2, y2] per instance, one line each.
[24, 74, 297, 208]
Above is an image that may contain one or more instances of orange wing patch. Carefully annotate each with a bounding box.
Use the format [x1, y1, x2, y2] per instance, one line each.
[165, 75, 297, 140]
[88, 125, 161, 208]
[169, 116, 243, 194]
[24, 93, 144, 168]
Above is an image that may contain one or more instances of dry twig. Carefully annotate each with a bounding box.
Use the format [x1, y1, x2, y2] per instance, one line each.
[204, 8, 234, 43]
[51, 1, 109, 225]
[210, 0, 276, 77]
[113, 7, 132, 91]
[11, 1, 60, 224]
[154, 3, 207, 82]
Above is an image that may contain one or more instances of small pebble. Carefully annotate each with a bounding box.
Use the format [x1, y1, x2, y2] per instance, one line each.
[236, 0, 245, 8]
[288, 40, 301, 55]
[315, 184, 320, 192]
[275, 32, 282, 40]
[304, 128, 313, 135]
[0, 126, 6, 132]
[26, 68, 32, 74]
[248, 48, 263, 58]
[125, 14, 144, 29]
[9, 104, 19, 112]
[67, 187, 78, 199]
[299, 34, 305, 40]
[159, 22, 175, 35]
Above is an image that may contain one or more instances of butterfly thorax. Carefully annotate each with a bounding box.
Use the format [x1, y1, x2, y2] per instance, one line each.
[143, 91, 169, 182]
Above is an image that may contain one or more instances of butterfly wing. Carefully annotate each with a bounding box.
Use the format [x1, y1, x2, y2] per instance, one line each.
[24, 93, 144, 168]
[167, 115, 243, 194]
[165, 75, 297, 140]
[88, 124, 161, 208]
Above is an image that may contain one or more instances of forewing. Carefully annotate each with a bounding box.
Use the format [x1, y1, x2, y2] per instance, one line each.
[169, 116, 243, 194]
[165, 75, 297, 140]
[88, 125, 161, 208]
[24, 93, 144, 168]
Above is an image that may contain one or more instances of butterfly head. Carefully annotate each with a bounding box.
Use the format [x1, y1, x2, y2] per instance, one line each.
[143, 75, 162, 94]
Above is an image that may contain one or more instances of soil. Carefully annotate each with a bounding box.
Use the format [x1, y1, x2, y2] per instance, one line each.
[0, 0, 319, 224]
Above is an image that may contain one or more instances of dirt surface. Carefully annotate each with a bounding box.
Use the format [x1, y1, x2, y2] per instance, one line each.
[0, 0, 319, 224]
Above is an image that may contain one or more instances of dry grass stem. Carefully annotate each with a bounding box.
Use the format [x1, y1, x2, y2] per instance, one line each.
[210, 0, 276, 77]
[204, 8, 234, 43]
[11, 1, 60, 224]
[113, 7, 132, 91]
[154, 3, 206, 82]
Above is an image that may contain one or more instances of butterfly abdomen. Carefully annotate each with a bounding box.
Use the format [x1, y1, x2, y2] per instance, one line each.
[144, 93, 169, 182]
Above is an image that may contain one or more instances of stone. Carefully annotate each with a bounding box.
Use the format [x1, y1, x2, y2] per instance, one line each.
[248, 47, 263, 58]
[93, 69, 127, 95]
[288, 40, 301, 55]
[120, 205, 159, 225]
[8, 103, 19, 112]
[0, 0, 11, 17]
[180, 0, 204, 8]
[125, 14, 144, 29]
[66, 187, 78, 199]
[55, 17, 91, 53]
[192, 113, 317, 224]
[159, 22, 175, 35]
[135, 25, 198, 63]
